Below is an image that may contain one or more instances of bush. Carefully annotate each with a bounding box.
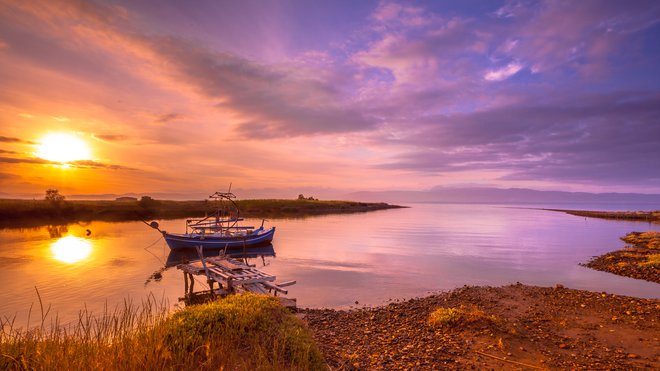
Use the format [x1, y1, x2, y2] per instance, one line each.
[45, 189, 65, 203]
[429, 305, 495, 328]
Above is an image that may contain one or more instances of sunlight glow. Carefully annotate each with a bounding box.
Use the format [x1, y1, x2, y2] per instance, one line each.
[50, 236, 92, 264]
[36, 133, 91, 163]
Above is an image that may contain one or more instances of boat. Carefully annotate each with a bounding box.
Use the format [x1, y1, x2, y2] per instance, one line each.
[148, 190, 275, 251]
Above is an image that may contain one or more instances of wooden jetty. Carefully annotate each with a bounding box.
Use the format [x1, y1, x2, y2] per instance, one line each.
[177, 253, 297, 308]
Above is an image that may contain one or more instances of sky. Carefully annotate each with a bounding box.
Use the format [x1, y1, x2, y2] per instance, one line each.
[1, 0, 659, 199]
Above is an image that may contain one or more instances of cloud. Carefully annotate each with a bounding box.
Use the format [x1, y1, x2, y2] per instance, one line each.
[0, 136, 33, 144]
[370, 2, 429, 27]
[498, 1, 660, 74]
[493, 1, 530, 19]
[1, 0, 659, 193]
[0, 155, 135, 170]
[0, 156, 50, 165]
[0, 171, 20, 180]
[5, 0, 379, 139]
[484, 62, 523, 81]
[147, 37, 379, 137]
[154, 113, 181, 124]
[0, 149, 18, 154]
[68, 160, 136, 170]
[375, 91, 660, 184]
[93, 134, 128, 142]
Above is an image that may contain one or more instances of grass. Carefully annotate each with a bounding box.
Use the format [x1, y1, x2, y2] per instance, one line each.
[642, 254, 660, 267]
[551, 209, 660, 222]
[0, 293, 325, 370]
[428, 305, 495, 328]
[621, 231, 660, 250]
[0, 198, 401, 227]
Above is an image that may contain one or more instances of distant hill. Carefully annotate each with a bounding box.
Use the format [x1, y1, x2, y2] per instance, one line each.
[344, 187, 660, 206]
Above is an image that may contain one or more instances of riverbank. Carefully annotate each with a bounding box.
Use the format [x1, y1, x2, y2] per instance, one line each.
[546, 208, 660, 222]
[3, 284, 657, 369]
[0, 198, 404, 228]
[303, 284, 659, 369]
[0, 294, 324, 370]
[582, 231, 660, 284]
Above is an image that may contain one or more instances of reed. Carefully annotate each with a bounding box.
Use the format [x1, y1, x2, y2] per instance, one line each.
[0, 293, 325, 370]
[428, 305, 496, 328]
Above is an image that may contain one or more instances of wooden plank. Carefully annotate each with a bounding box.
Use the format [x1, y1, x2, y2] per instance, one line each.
[243, 284, 268, 294]
[178, 264, 205, 275]
[230, 276, 276, 285]
[208, 267, 232, 279]
[278, 280, 297, 287]
[207, 257, 249, 270]
[262, 281, 288, 295]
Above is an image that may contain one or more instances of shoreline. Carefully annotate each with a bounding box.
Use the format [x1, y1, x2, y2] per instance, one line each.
[545, 208, 660, 223]
[0, 198, 405, 228]
[581, 231, 660, 284]
[302, 284, 660, 369]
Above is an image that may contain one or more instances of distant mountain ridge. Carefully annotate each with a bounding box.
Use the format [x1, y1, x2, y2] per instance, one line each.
[4, 187, 660, 206]
[344, 187, 660, 205]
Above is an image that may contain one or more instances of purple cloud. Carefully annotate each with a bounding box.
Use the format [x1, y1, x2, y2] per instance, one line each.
[376, 91, 660, 184]
[1, 0, 659, 193]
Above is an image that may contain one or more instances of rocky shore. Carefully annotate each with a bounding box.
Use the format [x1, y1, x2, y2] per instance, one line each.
[302, 284, 659, 369]
[546, 209, 660, 223]
[583, 231, 660, 284]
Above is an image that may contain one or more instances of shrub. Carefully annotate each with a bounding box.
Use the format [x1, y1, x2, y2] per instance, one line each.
[429, 305, 495, 328]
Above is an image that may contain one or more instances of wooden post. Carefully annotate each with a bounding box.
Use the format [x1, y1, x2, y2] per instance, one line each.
[184, 271, 189, 294]
[189, 273, 195, 294]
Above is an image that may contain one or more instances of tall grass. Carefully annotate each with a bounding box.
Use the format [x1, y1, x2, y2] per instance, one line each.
[0, 293, 325, 370]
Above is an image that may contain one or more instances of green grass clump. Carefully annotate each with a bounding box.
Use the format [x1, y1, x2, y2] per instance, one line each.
[0, 294, 325, 370]
[429, 305, 495, 328]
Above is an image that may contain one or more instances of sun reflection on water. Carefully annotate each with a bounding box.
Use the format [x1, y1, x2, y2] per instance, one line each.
[50, 236, 93, 264]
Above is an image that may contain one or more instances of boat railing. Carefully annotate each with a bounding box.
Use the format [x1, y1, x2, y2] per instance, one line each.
[191, 225, 255, 231]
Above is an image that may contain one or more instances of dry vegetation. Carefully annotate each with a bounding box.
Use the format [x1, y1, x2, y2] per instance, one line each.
[583, 231, 660, 283]
[621, 231, 660, 250]
[428, 305, 495, 328]
[0, 198, 402, 227]
[548, 209, 660, 223]
[0, 293, 324, 370]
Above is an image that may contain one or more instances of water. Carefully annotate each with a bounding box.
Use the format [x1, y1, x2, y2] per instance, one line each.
[1, 204, 658, 328]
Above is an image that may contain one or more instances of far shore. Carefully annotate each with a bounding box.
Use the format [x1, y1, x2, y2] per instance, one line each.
[0, 198, 405, 228]
[545, 208, 660, 223]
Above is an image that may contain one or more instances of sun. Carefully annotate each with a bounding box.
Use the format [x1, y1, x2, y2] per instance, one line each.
[36, 133, 91, 163]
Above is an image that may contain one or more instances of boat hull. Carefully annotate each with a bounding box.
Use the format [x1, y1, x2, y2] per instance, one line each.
[163, 227, 276, 250]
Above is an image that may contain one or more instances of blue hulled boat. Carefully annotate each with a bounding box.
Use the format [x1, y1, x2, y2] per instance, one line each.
[149, 190, 275, 251]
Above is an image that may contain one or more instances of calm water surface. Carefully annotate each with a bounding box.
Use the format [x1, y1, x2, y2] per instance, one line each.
[1, 203, 658, 328]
